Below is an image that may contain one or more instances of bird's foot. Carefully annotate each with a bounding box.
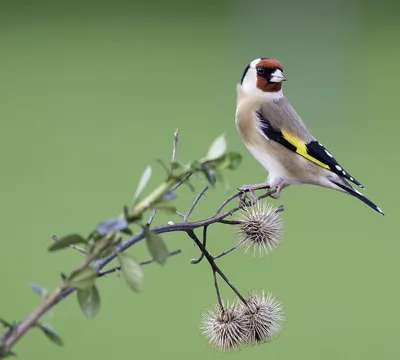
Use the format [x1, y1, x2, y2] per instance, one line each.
[270, 182, 288, 199]
[238, 183, 271, 204]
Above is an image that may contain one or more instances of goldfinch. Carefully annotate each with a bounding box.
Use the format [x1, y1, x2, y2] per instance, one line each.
[235, 57, 384, 215]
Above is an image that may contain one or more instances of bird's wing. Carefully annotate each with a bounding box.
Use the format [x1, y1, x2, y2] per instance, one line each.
[257, 101, 364, 189]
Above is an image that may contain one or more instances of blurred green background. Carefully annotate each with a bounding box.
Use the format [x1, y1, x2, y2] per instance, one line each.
[1, 0, 399, 359]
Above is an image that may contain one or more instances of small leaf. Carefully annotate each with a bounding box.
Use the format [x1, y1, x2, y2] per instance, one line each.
[133, 165, 152, 202]
[77, 285, 100, 319]
[163, 189, 177, 201]
[155, 158, 169, 173]
[206, 134, 227, 160]
[0, 348, 17, 358]
[96, 218, 128, 235]
[213, 169, 230, 191]
[153, 202, 177, 214]
[48, 234, 86, 252]
[68, 268, 97, 290]
[226, 152, 242, 170]
[144, 228, 169, 265]
[37, 324, 64, 346]
[170, 161, 184, 171]
[30, 283, 48, 298]
[0, 319, 13, 329]
[120, 227, 133, 236]
[202, 167, 216, 186]
[118, 253, 144, 292]
[183, 179, 195, 192]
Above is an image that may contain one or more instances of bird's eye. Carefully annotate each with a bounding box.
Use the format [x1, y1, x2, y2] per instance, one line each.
[256, 66, 265, 75]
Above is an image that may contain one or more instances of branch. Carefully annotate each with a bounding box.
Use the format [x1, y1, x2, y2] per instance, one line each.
[0, 132, 279, 357]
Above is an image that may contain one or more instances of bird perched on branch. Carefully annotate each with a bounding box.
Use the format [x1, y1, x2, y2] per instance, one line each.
[235, 57, 384, 215]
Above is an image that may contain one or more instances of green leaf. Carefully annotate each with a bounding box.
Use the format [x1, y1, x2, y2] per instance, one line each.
[0, 348, 17, 358]
[153, 202, 177, 214]
[170, 161, 184, 171]
[118, 253, 144, 292]
[36, 324, 64, 346]
[133, 165, 152, 203]
[202, 167, 216, 186]
[77, 285, 100, 319]
[226, 152, 242, 170]
[0, 319, 12, 329]
[120, 227, 133, 236]
[68, 267, 97, 290]
[144, 228, 169, 265]
[155, 158, 170, 173]
[213, 169, 230, 191]
[206, 134, 227, 160]
[48, 234, 86, 252]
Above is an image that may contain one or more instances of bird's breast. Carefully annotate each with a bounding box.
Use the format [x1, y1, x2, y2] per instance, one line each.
[236, 104, 290, 179]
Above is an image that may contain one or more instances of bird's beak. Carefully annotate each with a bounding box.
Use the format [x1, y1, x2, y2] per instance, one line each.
[270, 69, 287, 83]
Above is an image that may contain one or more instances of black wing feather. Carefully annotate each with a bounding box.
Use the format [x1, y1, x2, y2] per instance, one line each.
[306, 141, 364, 189]
[256, 110, 365, 189]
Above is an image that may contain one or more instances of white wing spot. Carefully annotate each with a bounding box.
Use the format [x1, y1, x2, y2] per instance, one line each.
[342, 170, 347, 175]
[318, 142, 323, 146]
[350, 177, 354, 181]
[325, 149, 333, 158]
[335, 165, 342, 171]
[354, 189, 362, 196]
[377, 207, 383, 214]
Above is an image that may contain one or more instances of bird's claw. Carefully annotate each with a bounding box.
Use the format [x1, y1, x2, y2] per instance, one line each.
[269, 181, 288, 199]
[238, 183, 270, 205]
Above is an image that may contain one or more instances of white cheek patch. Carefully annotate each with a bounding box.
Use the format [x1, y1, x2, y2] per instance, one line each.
[241, 68, 259, 94]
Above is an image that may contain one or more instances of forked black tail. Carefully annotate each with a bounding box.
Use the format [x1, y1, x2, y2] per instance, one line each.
[331, 180, 384, 215]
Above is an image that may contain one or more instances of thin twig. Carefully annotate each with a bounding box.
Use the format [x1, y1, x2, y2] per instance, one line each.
[175, 211, 185, 219]
[213, 270, 223, 309]
[213, 240, 245, 260]
[186, 230, 247, 305]
[183, 184, 210, 222]
[98, 249, 182, 277]
[190, 225, 208, 264]
[171, 129, 179, 164]
[215, 192, 241, 214]
[218, 219, 242, 225]
[146, 210, 158, 227]
[147, 130, 181, 227]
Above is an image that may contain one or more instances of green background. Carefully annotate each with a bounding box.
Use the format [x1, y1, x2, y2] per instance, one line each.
[1, 1, 399, 359]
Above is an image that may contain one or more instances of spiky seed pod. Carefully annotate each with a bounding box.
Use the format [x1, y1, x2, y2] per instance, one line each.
[235, 202, 283, 256]
[201, 301, 250, 351]
[238, 291, 284, 345]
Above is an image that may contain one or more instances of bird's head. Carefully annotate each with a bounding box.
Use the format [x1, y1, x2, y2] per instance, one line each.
[240, 58, 287, 97]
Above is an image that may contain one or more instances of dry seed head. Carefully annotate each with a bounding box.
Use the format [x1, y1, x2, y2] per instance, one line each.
[235, 202, 283, 256]
[239, 291, 284, 344]
[201, 301, 250, 351]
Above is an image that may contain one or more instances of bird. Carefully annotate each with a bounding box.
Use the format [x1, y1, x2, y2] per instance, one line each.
[235, 57, 384, 215]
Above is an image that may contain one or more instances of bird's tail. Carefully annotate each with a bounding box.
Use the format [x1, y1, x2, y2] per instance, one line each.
[330, 179, 384, 215]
